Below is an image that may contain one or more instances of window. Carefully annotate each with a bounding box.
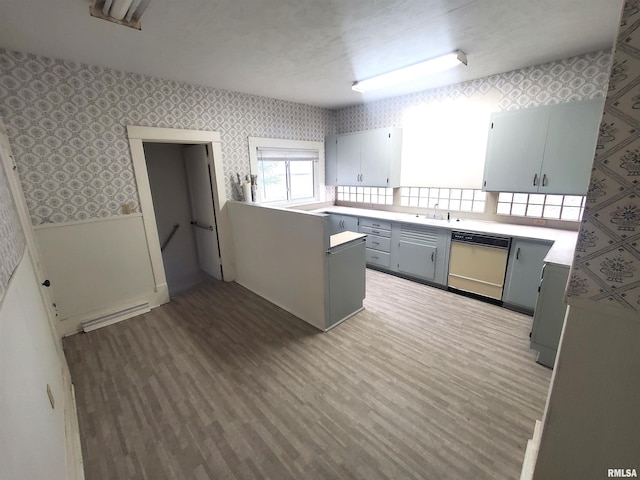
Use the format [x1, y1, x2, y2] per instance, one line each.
[496, 193, 586, 221]
[256, 148, 316, 203]
[248, 137, 323, 205]
[400, 187, 486, 213]
[336, 186, 393, 205]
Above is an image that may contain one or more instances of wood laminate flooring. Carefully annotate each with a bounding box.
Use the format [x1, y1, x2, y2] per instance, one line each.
[64, 269, 552, 480]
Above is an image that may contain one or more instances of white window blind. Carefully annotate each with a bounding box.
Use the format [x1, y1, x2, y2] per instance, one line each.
[256, 147, 318, 203]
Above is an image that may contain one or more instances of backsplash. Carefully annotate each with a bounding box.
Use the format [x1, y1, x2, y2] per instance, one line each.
[0, 50, 334, 225]
[0, 124, 26, 299]
[335, 51, 611, 133]
[568, 1, 640, 312]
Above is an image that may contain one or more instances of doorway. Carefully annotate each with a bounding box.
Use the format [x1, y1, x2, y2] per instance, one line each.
[127, 126, 234, 308]
[144, 143, 222, 295]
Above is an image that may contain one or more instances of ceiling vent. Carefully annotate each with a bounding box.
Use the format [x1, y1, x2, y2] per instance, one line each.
[90, 0, 151, 30]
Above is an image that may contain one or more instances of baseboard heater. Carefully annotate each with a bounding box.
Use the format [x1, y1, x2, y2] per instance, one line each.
[81, 302, 150, 333]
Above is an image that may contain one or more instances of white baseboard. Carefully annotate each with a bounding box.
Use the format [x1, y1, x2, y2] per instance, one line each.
[82, 301, 150, 332]
[63, 362, 85, 480]
[520, 420, 542, 480]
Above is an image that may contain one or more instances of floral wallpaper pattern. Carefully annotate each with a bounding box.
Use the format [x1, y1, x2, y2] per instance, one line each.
[0, 130, 26, 300]
[569, 0, 640, 312]
[0, 47, 614, 230]
[335, 51, 611, 132]
[0, 49, 335, 225]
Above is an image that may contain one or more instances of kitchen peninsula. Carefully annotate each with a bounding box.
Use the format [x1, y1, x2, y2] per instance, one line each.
[228, 201, 366, 331]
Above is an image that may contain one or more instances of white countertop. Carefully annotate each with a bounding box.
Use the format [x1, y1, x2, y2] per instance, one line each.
[329, 230, 367, 249]
[318, 206, 578, 267]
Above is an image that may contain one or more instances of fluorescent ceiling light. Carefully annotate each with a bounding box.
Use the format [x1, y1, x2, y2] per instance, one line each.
[90, 0, 152, 30]
[352, 50, 467, 93]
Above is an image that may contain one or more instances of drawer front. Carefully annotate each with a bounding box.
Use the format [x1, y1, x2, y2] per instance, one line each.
[366, 249, 391, 267]
[360, 225, 391, 238]
[365, 235, 391, 252]
[360, 218, 392, 230]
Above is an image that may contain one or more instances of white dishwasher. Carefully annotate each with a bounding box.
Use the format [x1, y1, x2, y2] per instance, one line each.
[448, 231, 511, 301]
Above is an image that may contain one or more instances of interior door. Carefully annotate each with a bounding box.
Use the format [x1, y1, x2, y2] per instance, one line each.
[0, 130, 59, 327]
[183, 144, 222, 280]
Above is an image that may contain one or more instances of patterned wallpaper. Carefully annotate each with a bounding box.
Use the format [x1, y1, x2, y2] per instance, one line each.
[568, 0, 640, 312]
[0, 49, 335, 225]
[0, 122, 26, 300]
[335, 51, 611, 133]
[0, 47, 614, 228]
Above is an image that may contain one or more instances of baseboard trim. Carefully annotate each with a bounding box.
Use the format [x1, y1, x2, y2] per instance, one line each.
[63, 360, 85, 480]
[82, 302, 150, 332]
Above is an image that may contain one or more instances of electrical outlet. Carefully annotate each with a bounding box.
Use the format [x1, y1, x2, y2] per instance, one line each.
[533, 219, 547, 226]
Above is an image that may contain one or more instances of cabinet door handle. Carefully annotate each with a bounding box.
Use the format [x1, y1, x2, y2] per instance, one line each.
[431, 252, 435, 262]
[372, 256, 379, 260]
[542, 173, 547, 186]
[533, 173, 538, 186]
[372, 241, 379, 245]
[516, 247, 521, 260]
[372, 230, 380, 235]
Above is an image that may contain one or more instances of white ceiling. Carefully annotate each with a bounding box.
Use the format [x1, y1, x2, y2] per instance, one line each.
[0, 0, 623, 109]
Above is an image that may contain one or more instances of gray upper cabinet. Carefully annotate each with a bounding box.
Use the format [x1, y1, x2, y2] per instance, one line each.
[325, 133, 338, 187]
[482, 108, 549, 193]
[325, 128, 402, 187]
[336, 134, 361, 186]
[540, 100, 602, 195]
[502, 238, 552, 313]
[483, 99, 602, 195]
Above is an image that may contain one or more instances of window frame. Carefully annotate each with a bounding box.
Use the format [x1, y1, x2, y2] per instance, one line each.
[248, 137, 324, 206]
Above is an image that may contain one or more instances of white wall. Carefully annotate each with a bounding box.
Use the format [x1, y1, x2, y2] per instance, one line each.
[145, 143, 204, 294]
[228, 201, 328, 330]
[0, 250, 69, 480]
[532, 304, 640, 478]
[34, 214, 157, 336]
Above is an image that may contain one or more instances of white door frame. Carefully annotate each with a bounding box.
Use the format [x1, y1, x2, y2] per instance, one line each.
[1, 118, 85, 480]
[0, 123, 61, 336]
[127, 126, 236, 306]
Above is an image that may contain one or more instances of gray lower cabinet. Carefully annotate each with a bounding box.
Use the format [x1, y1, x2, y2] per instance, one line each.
[502, 238, 552, 313]
[530, 262, 570, 368]
[327, 238, 366, 329]
[328, 214, 359, 236]
[395, 224, 449, 286]
[359, 218, 392, 268]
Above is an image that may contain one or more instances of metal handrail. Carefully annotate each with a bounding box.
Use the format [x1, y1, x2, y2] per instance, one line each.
[191, 221, 214, 231]
[161, 224, 180, 252]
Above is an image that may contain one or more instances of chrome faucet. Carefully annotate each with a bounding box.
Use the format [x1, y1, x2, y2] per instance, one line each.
[433, 203, 439, 220]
